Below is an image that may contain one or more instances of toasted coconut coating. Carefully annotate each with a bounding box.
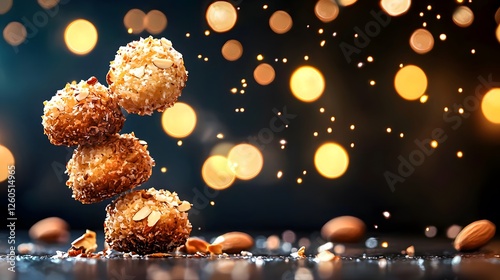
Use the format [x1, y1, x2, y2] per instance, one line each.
[104, 188, 192, 254]
[107, 36, 188, 116]
[66, 133, 155, 204]
[42, 77, 125, 146]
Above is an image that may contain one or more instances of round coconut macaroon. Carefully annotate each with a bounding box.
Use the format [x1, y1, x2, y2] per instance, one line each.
[107, 36, 188, 116]
[104, 188, 192, 254]
[42, 76, 125, 146]
[66, 133, 155, 204]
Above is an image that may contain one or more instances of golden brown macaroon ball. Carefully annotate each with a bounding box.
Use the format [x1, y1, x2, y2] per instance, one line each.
[66, 133, 155, 204]
[42, 77, 125, 146]
[104, 188, 192, 254]
[107, 36, 188, 116]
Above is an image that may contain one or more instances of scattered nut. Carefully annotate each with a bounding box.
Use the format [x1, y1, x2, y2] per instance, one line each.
[321, 216, 366, 243]
[29, 217, 69, 244]
[454, 220, 496, 251]
[212, 231, 254, 254]
[130, 65, 145, 78]
[146, 252, 172, 258]
[147, 210, 162, 227]
[152, 58, 173, 69]
[75, 91, 89, 102]
[291, 246, 306, 258]
[178, 201, 191, 212]
[133, 205, 152, 221]
[316, 250, 339, 262]
[406, 245, 415, 257]
[208, 244, 223, 255]
[185, 237, 209, 254]
[17, 243, 36, 254]
[71, 229, 98, 254]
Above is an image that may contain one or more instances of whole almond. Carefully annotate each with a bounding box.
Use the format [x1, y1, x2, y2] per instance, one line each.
[454, 220, 496, 251]
[29, 217, 69, 244]
[212, 231, 254, 254]
[321, 216, 366, 243]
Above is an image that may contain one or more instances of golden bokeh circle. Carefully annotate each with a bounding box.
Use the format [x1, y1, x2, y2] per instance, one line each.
[314, 142, 349, 179]
[453, 6, 474, 28]
[64, 19, 98, 55]
[202, 155, 236, 190]
[380, 0, 411, 17]
[409, 28, 434, 54]
[221, 39, 243, 61]
[394, 65, 427, 101]
[161, 102, 197, 138]
[253, 63, 276, 86]
[290, 66, 325, 102]
[3, 22, 27, 46]
[481, 88, 500, 124]
[0, 0, 12, 14]
[314, 0, 339, 23]
[269, 10, 293, 34]
[144, 10, 167, 34]
[0, 145, 15, 183]
[227, 143, 264, 180]
[496, 25, 500, 44]
[37, 0, 59, 9]
[495, 8, 500, 25]
[338, 0, 357, 7]
[124, 9, 146, 34]
[206, 1, 238, 33]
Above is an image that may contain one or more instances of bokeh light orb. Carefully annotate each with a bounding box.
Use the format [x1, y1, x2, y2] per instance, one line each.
[3, 22, 27, 46]
[0, 0, 12, 14]
[269, 10, 293, 34]
[221, 39, 243, 61]
[453, 6, 474, 28]
[380, 0, 411, 17]
[495, 8, 500, 25]
[338, 0, 357, 7]
[394, 65, 427, 100]
[202, 155, 236, 190]
[206, 1, 238, 33]
[64, 19, 98, 55]
[409, 28, 434, 54]
[290, 66, 325, 102]
[496, 25, 500, 44]
[314, 142, 349, 179]
[314, 0, 339, 23]
[124, 9, 146, 34]
[481, 88, 500, 124]
[253, 63, 276, 86]
[0, 145, 15, 183]
[161, 102, 197, 138]
[227, 143, 264, 180]
[37, 0, 59, 9]
[144, 10, 167, 34]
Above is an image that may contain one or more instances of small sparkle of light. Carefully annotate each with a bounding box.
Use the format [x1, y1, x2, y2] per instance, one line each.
[457, 151, 463, 158]
[210, 201, 215, 206]
[399, 63, 404, 68]
[471, 49, 476, 54]
[354, 33, 358, 38]
[400, 133, 404, 138]
[204, 57, 209, 61]
[280, 139, 287, 145]
[327, 127, 332, 133]
[277, 171, 283, 178]
[436, 14, 441, 20]
[318, 28, 324, 34]
[458, 108, 464, 114]
[458, 88, 463, 93]
[186, 33, 191, 37]
[332, 32, 337, 36]
[263, 4, 268, 9]
[313, 132, 319, 137]
[319, 107, 325, 113]
[320, 40, 326, 47]
[197, 54, 202, 59]
[444, 107, 449, 112]
[374, 225, 378, 229]
[439, 34, 447, 41]
[177, 140, 183, 146]
[419, 12, 424, 17]
[297, 178, 303, 184]
[230, 88, 237, 94]
[161, 167, 167, 173]
[241, 78, 246, 83]
[367, 56, 374, 62]
[420, 95, 429, 103]
[383, 211, 391, 219]
[350, 143, 355, 148]
[304, 55, 309, 60]
[350, 125, 355, 130]
[330, 116, 335, 122]
[235, 108, 239, 112]
[282, 58, 288, 63]
[274, 58, 278, 62]
[427, 5, 432, 10]
[357, 62, 364, 68]
[425, 226, 438, 238]
[280, 145, 285, 150]
[257, 54, 264, 61]
[302, 170, 307, 175]
[386, 127, 392, 133]
[422, 22, 427, 27]
[381, 242, 389, 248]
[370, 80, 376, 86]
[431, 140, 438, 148]
[216, 133, 224, 139]
[127, 28, 133, 34]
[242, 83, 247, 88]
[240, 89, 245, 94]
[204, 30, 210, 36]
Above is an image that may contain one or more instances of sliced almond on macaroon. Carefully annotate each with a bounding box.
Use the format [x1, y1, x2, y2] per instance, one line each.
[133, 206, 152, 221]
[152, 58, 173, 69]
[147, 210, 161, 227]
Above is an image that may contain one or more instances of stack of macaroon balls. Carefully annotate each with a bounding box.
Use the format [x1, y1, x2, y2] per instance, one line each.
[42, 36, 192, 254]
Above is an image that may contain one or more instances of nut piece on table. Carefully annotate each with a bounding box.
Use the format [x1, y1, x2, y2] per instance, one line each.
[211, 231, 254, 254]
[29, 217, 70, 244]
[70, 229, 98, 254]
[321, 216, 366, 243]
[185, 237, 209, 254]
[454, 219, 496, 251]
